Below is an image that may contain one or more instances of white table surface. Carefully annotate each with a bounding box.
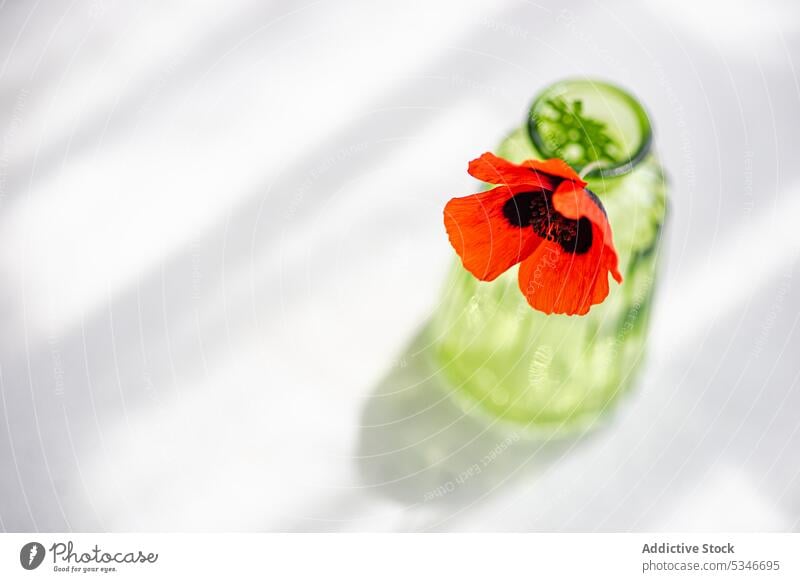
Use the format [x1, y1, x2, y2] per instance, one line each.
[0, 0, 798, 531]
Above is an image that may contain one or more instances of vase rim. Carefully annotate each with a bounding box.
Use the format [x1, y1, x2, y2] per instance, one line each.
[527, 78, 653, 179]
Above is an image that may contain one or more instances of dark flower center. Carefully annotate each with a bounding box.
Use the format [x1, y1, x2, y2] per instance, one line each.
[502, 189, 594, 254]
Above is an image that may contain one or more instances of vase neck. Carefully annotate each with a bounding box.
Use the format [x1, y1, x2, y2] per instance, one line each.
[527, 79, 652, 179]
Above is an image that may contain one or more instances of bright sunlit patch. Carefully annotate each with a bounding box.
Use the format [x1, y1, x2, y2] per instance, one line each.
[646, 0, 797, 58]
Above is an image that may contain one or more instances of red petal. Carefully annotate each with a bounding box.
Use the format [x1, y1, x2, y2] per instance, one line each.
[468, 152, 554, 189]
[551, 182, 622, 283]
[517, 223, 618, 315]
[522, 158, 586, 185]
[444, 185, 544, 281]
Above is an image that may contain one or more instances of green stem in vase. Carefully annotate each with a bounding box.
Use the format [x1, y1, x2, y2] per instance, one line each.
[534, 96, 621, 169]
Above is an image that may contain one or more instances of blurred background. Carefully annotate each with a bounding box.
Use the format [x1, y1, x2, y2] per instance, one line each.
[0, 0, 798, 531]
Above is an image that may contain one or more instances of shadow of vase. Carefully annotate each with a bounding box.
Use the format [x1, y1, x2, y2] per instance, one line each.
[356, 325, 597, 513]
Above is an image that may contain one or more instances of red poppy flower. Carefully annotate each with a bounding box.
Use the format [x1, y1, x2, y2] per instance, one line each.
[443, 152, 622, 316]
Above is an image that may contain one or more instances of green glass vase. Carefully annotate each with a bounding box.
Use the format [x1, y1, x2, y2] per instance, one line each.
[429, 79, 667, 435]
